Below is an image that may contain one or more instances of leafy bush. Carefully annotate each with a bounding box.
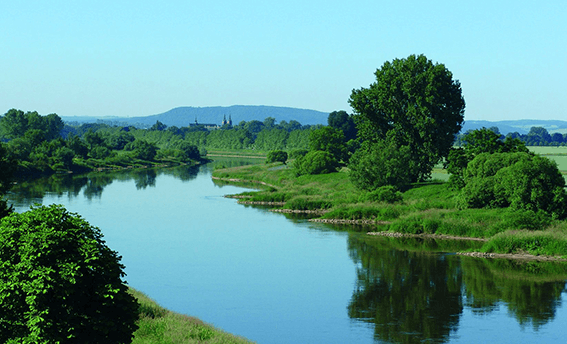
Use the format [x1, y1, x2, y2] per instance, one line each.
[0, 204, 139, 343]
[348, 139, 413, 191]
[289, 149, 308, 160]
[266, 150, 288, 164]
[293, 150, 340, 176]
[126, 139, 158, 161]
[458, 152, 567, 218]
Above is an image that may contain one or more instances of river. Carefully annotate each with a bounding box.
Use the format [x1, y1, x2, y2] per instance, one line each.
[6, 162, 567, 344]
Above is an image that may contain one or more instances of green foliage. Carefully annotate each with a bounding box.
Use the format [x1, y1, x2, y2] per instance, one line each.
[293, 150, 340, 176]
[322, 205, 402, 221]
[266, 150, 288, 164]
[288, 149, 308, 160]
[328, 110, 357, 142]
[149, 120, 167, 131]
[308, 126, 348, 163]
[0, 142, 17, 194]
[348, 139, 413, 191]
[483, 229, 567, 257]
[0, 204, 139, 343]
[349, 54, 465, 183]
[359, 185, 403, 203]
[284, 196, 332, 210]
[126, 139, 158, 161]
[458, 152, 567, 218]
[173, 141, 200, 160]
[446, 128, 530, 189]
[254, 128, 289, 151]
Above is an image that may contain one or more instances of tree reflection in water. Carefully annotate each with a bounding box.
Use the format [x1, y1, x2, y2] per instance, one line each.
[347, 234, 567, 343]
[8, 165, 199, 208]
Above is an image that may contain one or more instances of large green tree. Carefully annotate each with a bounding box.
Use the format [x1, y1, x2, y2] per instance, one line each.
[327, 110, 357, 142]
[308, 127, 348, 163]
[0, 204, 139, 343]
[349, 54, 465, 183]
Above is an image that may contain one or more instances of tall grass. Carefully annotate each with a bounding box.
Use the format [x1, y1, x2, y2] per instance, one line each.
[482, 225, 567, 258]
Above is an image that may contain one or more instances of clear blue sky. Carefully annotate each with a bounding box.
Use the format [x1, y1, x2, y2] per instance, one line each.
[1, 1, 565, 121]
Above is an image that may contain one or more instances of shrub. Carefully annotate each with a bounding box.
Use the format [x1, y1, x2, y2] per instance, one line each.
[458, 152, 567, 218]
[126, 139, 158, 161]
[289, 149, 308, 160]
[0, 204, 139, 343]
[348, 139, 413, 191]
[266, 150, 288, 164]
[293, 150, 340, 176]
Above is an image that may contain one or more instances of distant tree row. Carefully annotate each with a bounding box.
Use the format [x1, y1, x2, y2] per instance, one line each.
[0, 109, 204, 175]
[455, 126, 567, 146]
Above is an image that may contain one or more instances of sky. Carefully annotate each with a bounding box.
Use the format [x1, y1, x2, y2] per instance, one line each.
[1, 1, 566, 121]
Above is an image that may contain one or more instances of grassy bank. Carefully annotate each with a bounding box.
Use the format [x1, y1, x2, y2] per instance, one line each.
[212, 162, 567, 259]
[130, 289, 254, 344]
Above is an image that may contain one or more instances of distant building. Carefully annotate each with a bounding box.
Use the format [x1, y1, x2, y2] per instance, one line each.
[221, 114, 233, 126]
[188, 115, 232, 130]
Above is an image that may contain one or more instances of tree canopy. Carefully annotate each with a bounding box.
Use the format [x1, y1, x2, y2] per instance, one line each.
[0, 204, 139, 343]
[349, 54, 465, 184]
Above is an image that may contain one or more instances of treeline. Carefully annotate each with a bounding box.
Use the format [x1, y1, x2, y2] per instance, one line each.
[62, 116, 319, 152]
[0, 109, 325, 177]
[0, 109, 205, 176]
[455, 126, 567, 146]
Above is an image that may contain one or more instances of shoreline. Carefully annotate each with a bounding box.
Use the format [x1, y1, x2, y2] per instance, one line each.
[214, 170, 567, 263]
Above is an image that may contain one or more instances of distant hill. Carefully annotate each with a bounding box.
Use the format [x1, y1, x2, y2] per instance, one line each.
[61, 105, 330, 128]
[60, 107, 567, 136]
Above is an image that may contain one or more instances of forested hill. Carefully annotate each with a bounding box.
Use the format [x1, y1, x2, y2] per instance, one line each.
[61, 106, 330, 128]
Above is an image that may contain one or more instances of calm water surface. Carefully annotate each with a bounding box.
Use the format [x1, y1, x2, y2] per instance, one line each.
[7, 163, 567, 344]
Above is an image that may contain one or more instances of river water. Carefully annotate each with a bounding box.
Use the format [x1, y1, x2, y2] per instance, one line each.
[6, 162, 567, 344]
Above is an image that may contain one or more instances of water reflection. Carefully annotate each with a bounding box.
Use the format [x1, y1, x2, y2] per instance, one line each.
[347, 235, 464, 343]
[462, 258, 566, 330]
[347, 235, 567, 343]
[8, 165, 199, 208]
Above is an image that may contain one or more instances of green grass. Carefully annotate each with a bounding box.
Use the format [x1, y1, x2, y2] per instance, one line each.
[482, 224, 567, 258]
[213, 162, 567, 258]
[130, 289, 254, 344]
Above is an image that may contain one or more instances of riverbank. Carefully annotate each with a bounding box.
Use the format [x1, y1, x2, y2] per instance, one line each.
[14, 155, 205, 182]
[130, 288, 254, 344]
[212, 162, 567, 260]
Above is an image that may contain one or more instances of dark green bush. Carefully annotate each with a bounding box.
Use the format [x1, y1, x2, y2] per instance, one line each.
[266, 150, 288, 164]
[0, 204, 139, 343]
[348, 139, 413, 191]
[289, 149, 308, 160]
[458, 152, 567, 218]
[293, 150, 340, 176]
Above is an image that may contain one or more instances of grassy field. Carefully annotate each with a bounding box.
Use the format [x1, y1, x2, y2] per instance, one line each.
[213, 162, 567, 259]
[131, 288, 254, 344]
[528, 146, 567, 172]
